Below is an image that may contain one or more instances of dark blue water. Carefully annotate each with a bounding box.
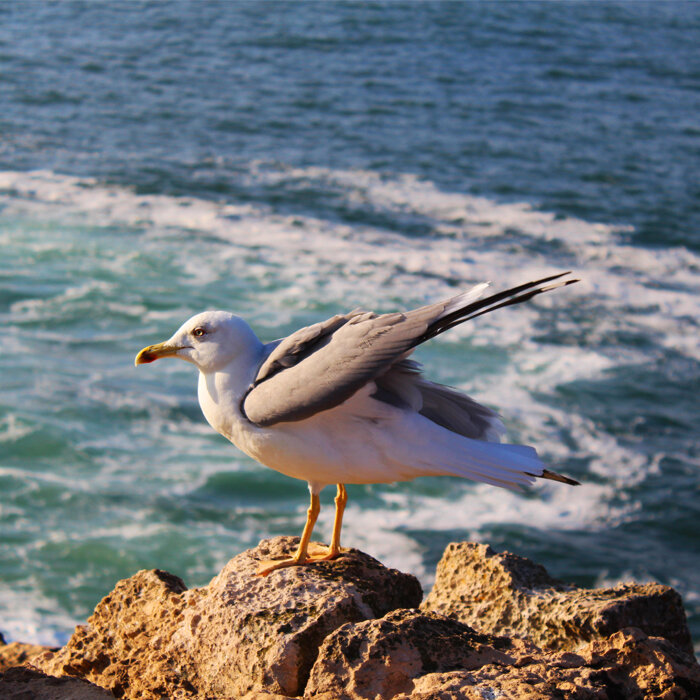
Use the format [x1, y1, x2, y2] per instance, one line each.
[0, 1, 698, 653]
[2, 2, 699, 246]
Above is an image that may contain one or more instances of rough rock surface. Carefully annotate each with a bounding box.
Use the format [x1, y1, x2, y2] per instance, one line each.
[0, 666, 114, 699]
[35, 536, 421, 699]
[305, 608, 524, 698]
[10, 537, 698, 699]
[305, 609, 700, 699]
[422, 542, 694, 655]
[0, 639, 54, 672]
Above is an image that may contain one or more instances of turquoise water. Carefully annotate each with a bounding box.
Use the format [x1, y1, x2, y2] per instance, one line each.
[0, 2, 698, 652]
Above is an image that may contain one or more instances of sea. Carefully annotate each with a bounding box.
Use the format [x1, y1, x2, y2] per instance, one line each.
[0, 1, 698, 654]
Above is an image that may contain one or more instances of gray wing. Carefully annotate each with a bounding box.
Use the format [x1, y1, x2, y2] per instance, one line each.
[373, 359, 505, 441]
[254, 311, 364, 385]
[243, 273, 575, 427]
[242, 299, 458, 427]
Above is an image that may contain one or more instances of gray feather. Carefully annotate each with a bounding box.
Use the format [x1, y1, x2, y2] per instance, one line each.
[244, 302, 450, 426]
[374, 360, 504, 441]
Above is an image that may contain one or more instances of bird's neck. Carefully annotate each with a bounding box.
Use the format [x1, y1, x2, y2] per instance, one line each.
[197, 344, 264, 441]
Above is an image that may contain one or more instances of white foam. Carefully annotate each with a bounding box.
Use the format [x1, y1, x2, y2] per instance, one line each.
[0, 414, 36, 443]
[472, 350, 655, 487]
[0, 587, 77, 646]
[247, 163, 631, 244]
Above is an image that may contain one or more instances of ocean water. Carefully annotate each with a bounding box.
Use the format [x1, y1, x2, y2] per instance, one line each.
[0, 2, 698, 653]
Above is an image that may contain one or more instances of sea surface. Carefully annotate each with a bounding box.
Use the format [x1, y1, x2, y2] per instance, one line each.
[0, 2, 698, 653]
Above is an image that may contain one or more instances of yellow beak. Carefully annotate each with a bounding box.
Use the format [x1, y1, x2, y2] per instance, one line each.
[134, 341, 182, 366]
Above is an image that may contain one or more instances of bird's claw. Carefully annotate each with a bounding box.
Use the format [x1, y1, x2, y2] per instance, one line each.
[306, 542, 342, 560]
[256, 557, 305, 576]
[255, 544, 344, 576]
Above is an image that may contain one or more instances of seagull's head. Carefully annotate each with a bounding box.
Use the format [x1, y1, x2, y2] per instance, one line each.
[135, 311, 261, 374]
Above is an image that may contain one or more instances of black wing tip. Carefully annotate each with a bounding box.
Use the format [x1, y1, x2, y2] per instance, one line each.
[539, 468, 581, 486]
[527, 271, 579, 285]
[526, 270, 575, 285]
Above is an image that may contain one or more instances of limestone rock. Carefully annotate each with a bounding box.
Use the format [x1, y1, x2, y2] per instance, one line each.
[18, 538, 700, 699]
[422, 542, 694, 655]
[405, 628, 700, 699]
[0, 639, 55, 672]
[0, 666, 114, 699]
[36, 536, 421, 699]
[305, 609, 700, 699]
[36, 568, 190, 699]
[305, 608, 527, 699]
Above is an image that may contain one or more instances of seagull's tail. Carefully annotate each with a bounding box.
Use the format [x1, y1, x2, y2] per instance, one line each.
[417, 271, 579, 345]
[426, 436, 579, 490]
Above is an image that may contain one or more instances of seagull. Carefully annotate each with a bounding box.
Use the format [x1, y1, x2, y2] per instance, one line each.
[135, 272, 579, 575]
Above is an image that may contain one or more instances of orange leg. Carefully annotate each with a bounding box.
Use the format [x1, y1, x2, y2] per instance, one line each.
[256, 484, 348, 576]
[307, 483, 348, 560]
[257, 490, 321, 576]
[327, 483, 348, 557]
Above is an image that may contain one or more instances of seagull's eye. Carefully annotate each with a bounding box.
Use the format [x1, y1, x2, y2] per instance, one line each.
[192, 327, 207, 338]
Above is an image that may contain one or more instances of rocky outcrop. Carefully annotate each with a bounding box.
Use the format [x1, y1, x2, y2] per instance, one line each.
[0, 639, 54, 672]
[0, 666, 113, 699]
[422, 541, 694, 655]
[2, 537, 696, 699]
[35, 536, 421, 699]
[305, 610, 700, 699]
